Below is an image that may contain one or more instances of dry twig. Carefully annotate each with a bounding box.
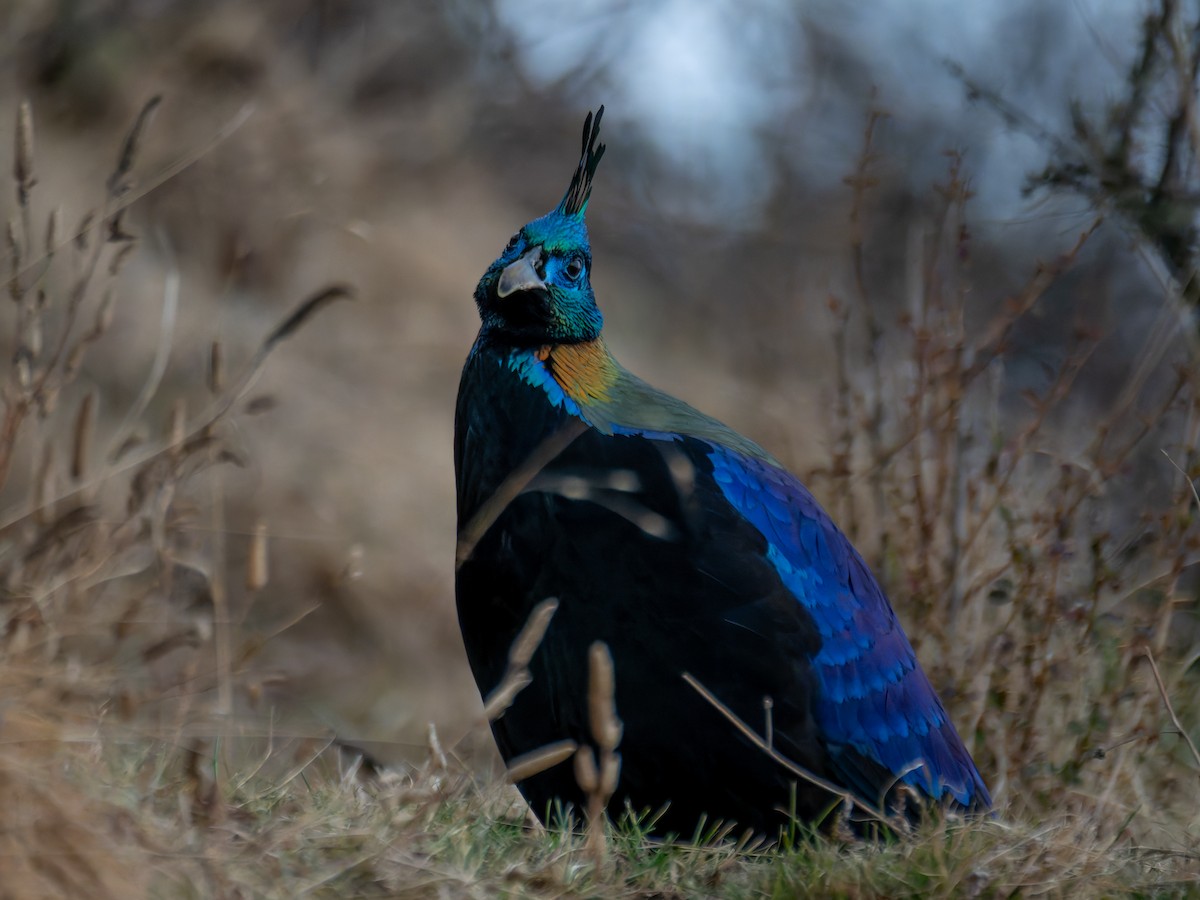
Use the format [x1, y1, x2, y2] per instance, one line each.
[1143, 648, 1200, 776]
[683, 673, 889, 829]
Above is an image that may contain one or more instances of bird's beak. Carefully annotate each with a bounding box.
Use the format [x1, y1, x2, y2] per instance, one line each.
[496, 247, 546, 298]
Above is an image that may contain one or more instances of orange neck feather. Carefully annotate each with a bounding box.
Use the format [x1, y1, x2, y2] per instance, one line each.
[538, 339, 619, 406]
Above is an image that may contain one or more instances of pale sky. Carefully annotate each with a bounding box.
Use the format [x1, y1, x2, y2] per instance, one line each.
[494, 0, 1146, 223]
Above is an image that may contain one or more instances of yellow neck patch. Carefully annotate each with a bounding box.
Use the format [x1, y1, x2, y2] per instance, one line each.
[539, 339, 619, 406]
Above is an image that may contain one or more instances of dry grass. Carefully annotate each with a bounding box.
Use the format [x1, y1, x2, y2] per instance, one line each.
[813, 111, 1200, 849]
[1, 72, 1199, 900]
[0, 99, 355, 898]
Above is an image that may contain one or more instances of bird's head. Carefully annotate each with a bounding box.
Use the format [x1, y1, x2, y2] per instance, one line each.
[474, 107, 606, 346]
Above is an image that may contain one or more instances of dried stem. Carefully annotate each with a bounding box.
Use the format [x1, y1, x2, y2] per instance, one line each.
[1143, 648, 1200, 775]
[683, 673, 890, 828]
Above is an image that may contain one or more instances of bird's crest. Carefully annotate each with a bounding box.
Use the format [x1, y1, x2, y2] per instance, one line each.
[557, 106, 606, 218]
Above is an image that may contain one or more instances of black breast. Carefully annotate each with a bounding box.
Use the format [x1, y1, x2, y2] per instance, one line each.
[453, 341, 832, 837]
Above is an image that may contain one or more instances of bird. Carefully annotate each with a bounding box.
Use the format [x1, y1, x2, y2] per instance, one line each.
[454, 107, 991, 839]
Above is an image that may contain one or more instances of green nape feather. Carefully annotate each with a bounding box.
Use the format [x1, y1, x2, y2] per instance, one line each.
[531, 340, 777, 464]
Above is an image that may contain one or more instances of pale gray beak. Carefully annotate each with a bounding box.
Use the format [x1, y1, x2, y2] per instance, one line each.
[496, 247, 546, 298]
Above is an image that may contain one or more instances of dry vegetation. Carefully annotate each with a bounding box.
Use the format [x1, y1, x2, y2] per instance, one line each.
[0, 100, 1196, 899]
[2, 2, 1200, 898]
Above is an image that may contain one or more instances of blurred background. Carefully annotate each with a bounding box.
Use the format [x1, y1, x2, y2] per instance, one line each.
[1, 0, 1195, 783]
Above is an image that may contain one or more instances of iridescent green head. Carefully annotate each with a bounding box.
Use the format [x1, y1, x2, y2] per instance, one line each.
[475, 107, 606, 345]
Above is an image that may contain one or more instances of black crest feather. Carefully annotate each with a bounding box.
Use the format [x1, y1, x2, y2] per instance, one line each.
[558, 106, 606, 218]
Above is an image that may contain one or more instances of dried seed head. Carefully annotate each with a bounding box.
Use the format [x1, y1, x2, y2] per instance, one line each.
[191, 613, 212, 644]
[587, 642, 621, 752]
[168, 398, 187, 451]
[45, 206, 59, 256]
[246, 520, 269, 591]
[75, 211, 94, 251]
[595, 717, 622, 753]
[506, 740, 577, 784]
[208, 341, 223, 394]
[65, 343, 86, 380]
[72, 392, 96, 481]
[484, 599, 561, 721]
[599, 753, 621, 795]
[7, 219, 21, 302]
[25, 315, 42, 358]
[33, 442, 55, 525]
[243, 395, 278, 416]
[508, 598, 558, 669]
[574, 747, 599, 793]
[482, 670, 531, 721]
[108, 95, 161, 199]
[6, 619, 30, 654]
[262, 284, 354, 353]
[15, 100, 35, 205]
[15, 349, 32, 390]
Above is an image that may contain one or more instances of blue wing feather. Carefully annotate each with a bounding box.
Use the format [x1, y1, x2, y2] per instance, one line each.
[707, 445, 990, 809]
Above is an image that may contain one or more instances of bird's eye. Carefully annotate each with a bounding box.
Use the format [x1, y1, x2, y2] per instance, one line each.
[565, 257, 585, 281]
[504, 233, 521, 254]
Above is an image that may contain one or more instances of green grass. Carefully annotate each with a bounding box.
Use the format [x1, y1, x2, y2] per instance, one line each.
[31, 728, 1193, 898]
